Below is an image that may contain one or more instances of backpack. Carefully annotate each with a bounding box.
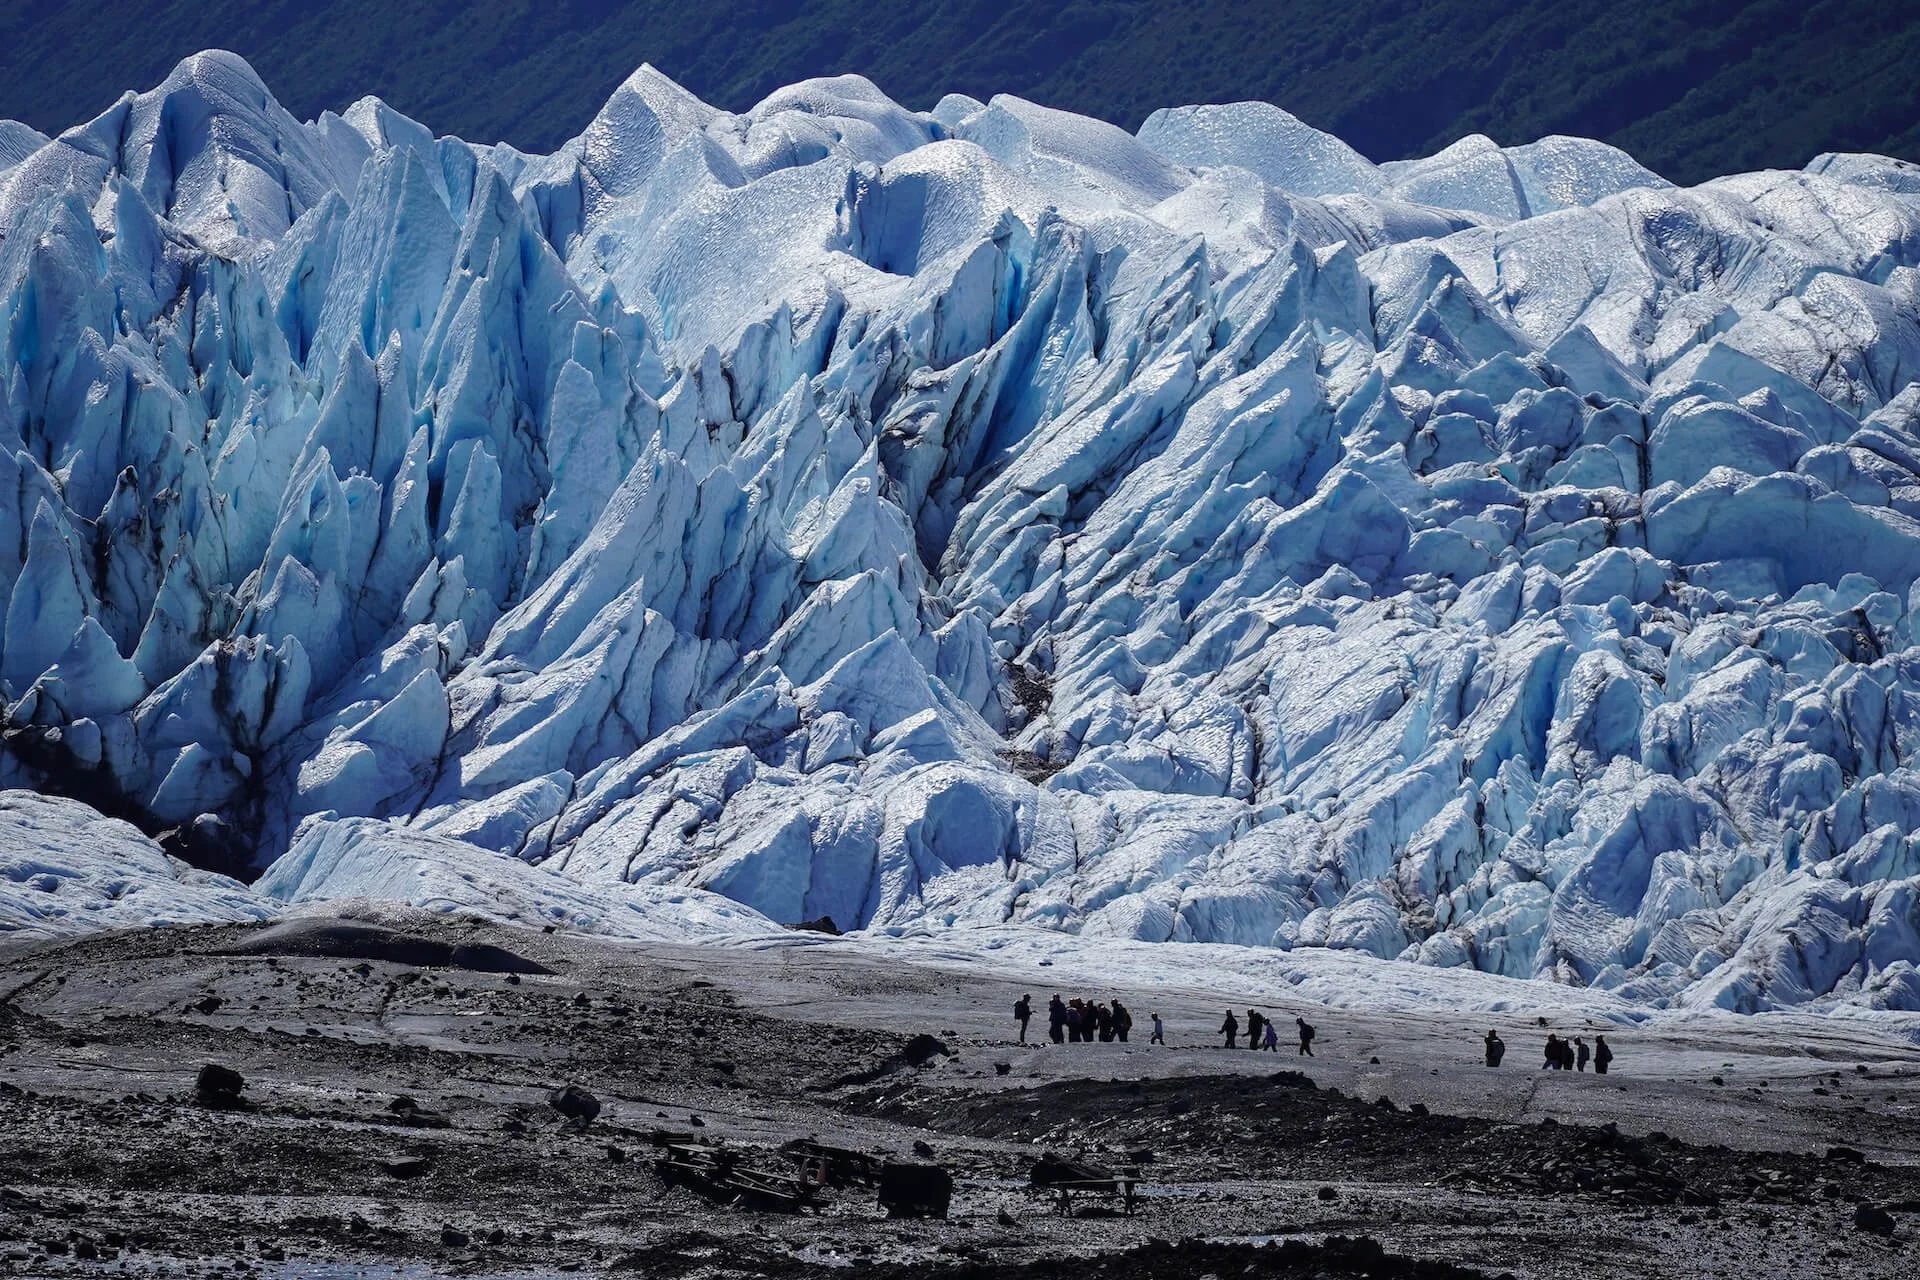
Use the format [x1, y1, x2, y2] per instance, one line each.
[1300, 1022, 1316, 1041]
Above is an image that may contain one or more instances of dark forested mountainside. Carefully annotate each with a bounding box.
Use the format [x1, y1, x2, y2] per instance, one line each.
[2, 0, 1915, 184]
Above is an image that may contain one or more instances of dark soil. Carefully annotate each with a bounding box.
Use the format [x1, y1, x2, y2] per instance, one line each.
[0, 917, 1916, 1279]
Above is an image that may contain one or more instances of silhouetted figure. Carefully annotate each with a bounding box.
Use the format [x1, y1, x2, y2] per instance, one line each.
[1575, 1037, 1589, 1072]
[1066, 1001, 1084, 1043]
[1048, 995, 1066, 1044]
[1096, 1003, 1115, 1042]
[1221, 1010, 1239, 1049]
[1295, 1017, 1315, 1056]
[1484, 1030, 1505, 1067]
[1014, 994, 1032, 1044]
[1262, 1020, 1279, 1051]
[1543, 1034, 1563, 1069]
[1149, 1012, 1164, 1045]
[1245, 1009, 1266, 1052]
[1112, 1000, 1133, 1043]
[1593, 1035, 1613, 1075]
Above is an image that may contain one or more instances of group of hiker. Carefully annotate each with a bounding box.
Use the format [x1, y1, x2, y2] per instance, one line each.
[1015, 998, 1616, 1076]
[1220, 1007, 1315, 1054]
[1536, 1031, 1611, 1073]
[1016, 994, 1157, 1044]
[1481, 1029, 1612, 1073]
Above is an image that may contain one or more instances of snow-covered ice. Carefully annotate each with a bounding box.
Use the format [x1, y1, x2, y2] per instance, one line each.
[3, 50, 1920, 1018]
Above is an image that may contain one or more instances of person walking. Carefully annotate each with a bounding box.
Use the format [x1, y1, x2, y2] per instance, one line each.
[1575, 1037, 1590, 1072]
[1593, 1035, 1613, 1075]
[1047, 994, 1066, 1045]
[1149, 1011, 1165, 1045]
[1014, 994, 1032, 1044]
[1484, 1030, 1505, 1067]
[1220, 1009, 1239, 1049]
[1261, 1019, 1279, 1051]
[1245, 1009, 1266, 1053]
[1295, 1017, 1315, 1056]
[1112, 999, 1133, 1043]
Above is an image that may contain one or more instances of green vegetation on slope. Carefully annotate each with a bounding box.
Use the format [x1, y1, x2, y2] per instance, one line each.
[1, 0, 1914, 185]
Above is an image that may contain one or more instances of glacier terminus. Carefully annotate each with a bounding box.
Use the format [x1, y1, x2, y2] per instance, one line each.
[3, 51, 1920, 1020]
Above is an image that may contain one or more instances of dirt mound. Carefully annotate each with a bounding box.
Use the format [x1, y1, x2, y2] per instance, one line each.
[222, 918, 551, 974]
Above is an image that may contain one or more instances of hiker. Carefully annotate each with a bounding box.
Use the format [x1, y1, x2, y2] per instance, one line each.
[1575, 1037, 1590, 1072]
[1295, 1017, 1315, 1056]
[1543, 1034, 1563, 1069]
[1066, 1000, 1083, 1043]
[1112, 999, 1133, 1043]
[1096, 1002, 1115, 1043]
[1220, 1009, 1239, 1049]
[1262, 1019, 1279, 1051]
[1014, 994, 1032, 1043]
[1593, 1035, 1613, 1075]
[1048, 994, 1067, 1044]
[1245, 1009, 1266, 1052]
[1149, 1011, 1165, 1045]
[1484, 1030, 1505, 1067]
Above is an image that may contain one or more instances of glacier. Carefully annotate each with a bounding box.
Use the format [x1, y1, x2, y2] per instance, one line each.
[3, 50, 1920, 1017]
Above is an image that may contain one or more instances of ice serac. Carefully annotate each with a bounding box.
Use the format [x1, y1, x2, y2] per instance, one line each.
[4, 52, 1920, 1015]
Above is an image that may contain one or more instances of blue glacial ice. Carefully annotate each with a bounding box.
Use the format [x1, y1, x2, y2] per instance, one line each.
[3, 50, 1920, 1015]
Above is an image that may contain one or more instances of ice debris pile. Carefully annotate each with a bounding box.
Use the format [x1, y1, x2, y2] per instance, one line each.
[4, 52, 1920, 1013]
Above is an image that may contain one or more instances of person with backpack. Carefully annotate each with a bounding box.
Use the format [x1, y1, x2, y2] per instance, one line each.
[1149, 1011, 1165, 1045]
[1111, 999, 1133, 1043]
[1245, 1008, 1267, 1052]
[1261, 1019, 1279, 1051]
[1047, 994, 1067, 1044]
[1014, 994, 1032, 1044]
[1575, 1037, 1590, 1072]
[1484, 1029, 1505, 1067]
[1295, 1017, 1316, 1056]
[1220, 1009, 1239, 1049]
[1593, 1035, 1613, 1075]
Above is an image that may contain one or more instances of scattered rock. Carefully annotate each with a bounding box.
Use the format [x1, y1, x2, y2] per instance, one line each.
[387, 1096, 451, 1128]
[191, 996, 222, 1015]
[901, 1035, 950, 1068]
[1826, 1146, 1866, 1163]
[878, 1162, 953, 1220]
[377, 1157, 433, 1179]
[440, 1225, 470, 1247]
[994, 1062, 1012, 1076]
[1318, 1186, 1338, 1201]
[1855, 1203, 1896, 1237]
[913, 1139, 936, 1159]
[194, 1063, 246, 1109]
[548, 1084, 601, 1130]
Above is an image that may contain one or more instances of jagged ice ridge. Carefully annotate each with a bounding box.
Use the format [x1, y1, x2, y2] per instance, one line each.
[4, 52, 1920, 1017]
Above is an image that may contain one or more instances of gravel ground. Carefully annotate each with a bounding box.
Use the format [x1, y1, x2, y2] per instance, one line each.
[1, 915, 1917, 1279]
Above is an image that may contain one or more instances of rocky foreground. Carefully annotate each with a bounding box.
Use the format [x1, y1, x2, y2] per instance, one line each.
[0, 916, 1916, 1279]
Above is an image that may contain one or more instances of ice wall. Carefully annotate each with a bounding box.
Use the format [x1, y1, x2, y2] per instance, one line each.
[4, 51, 1920, 1011]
